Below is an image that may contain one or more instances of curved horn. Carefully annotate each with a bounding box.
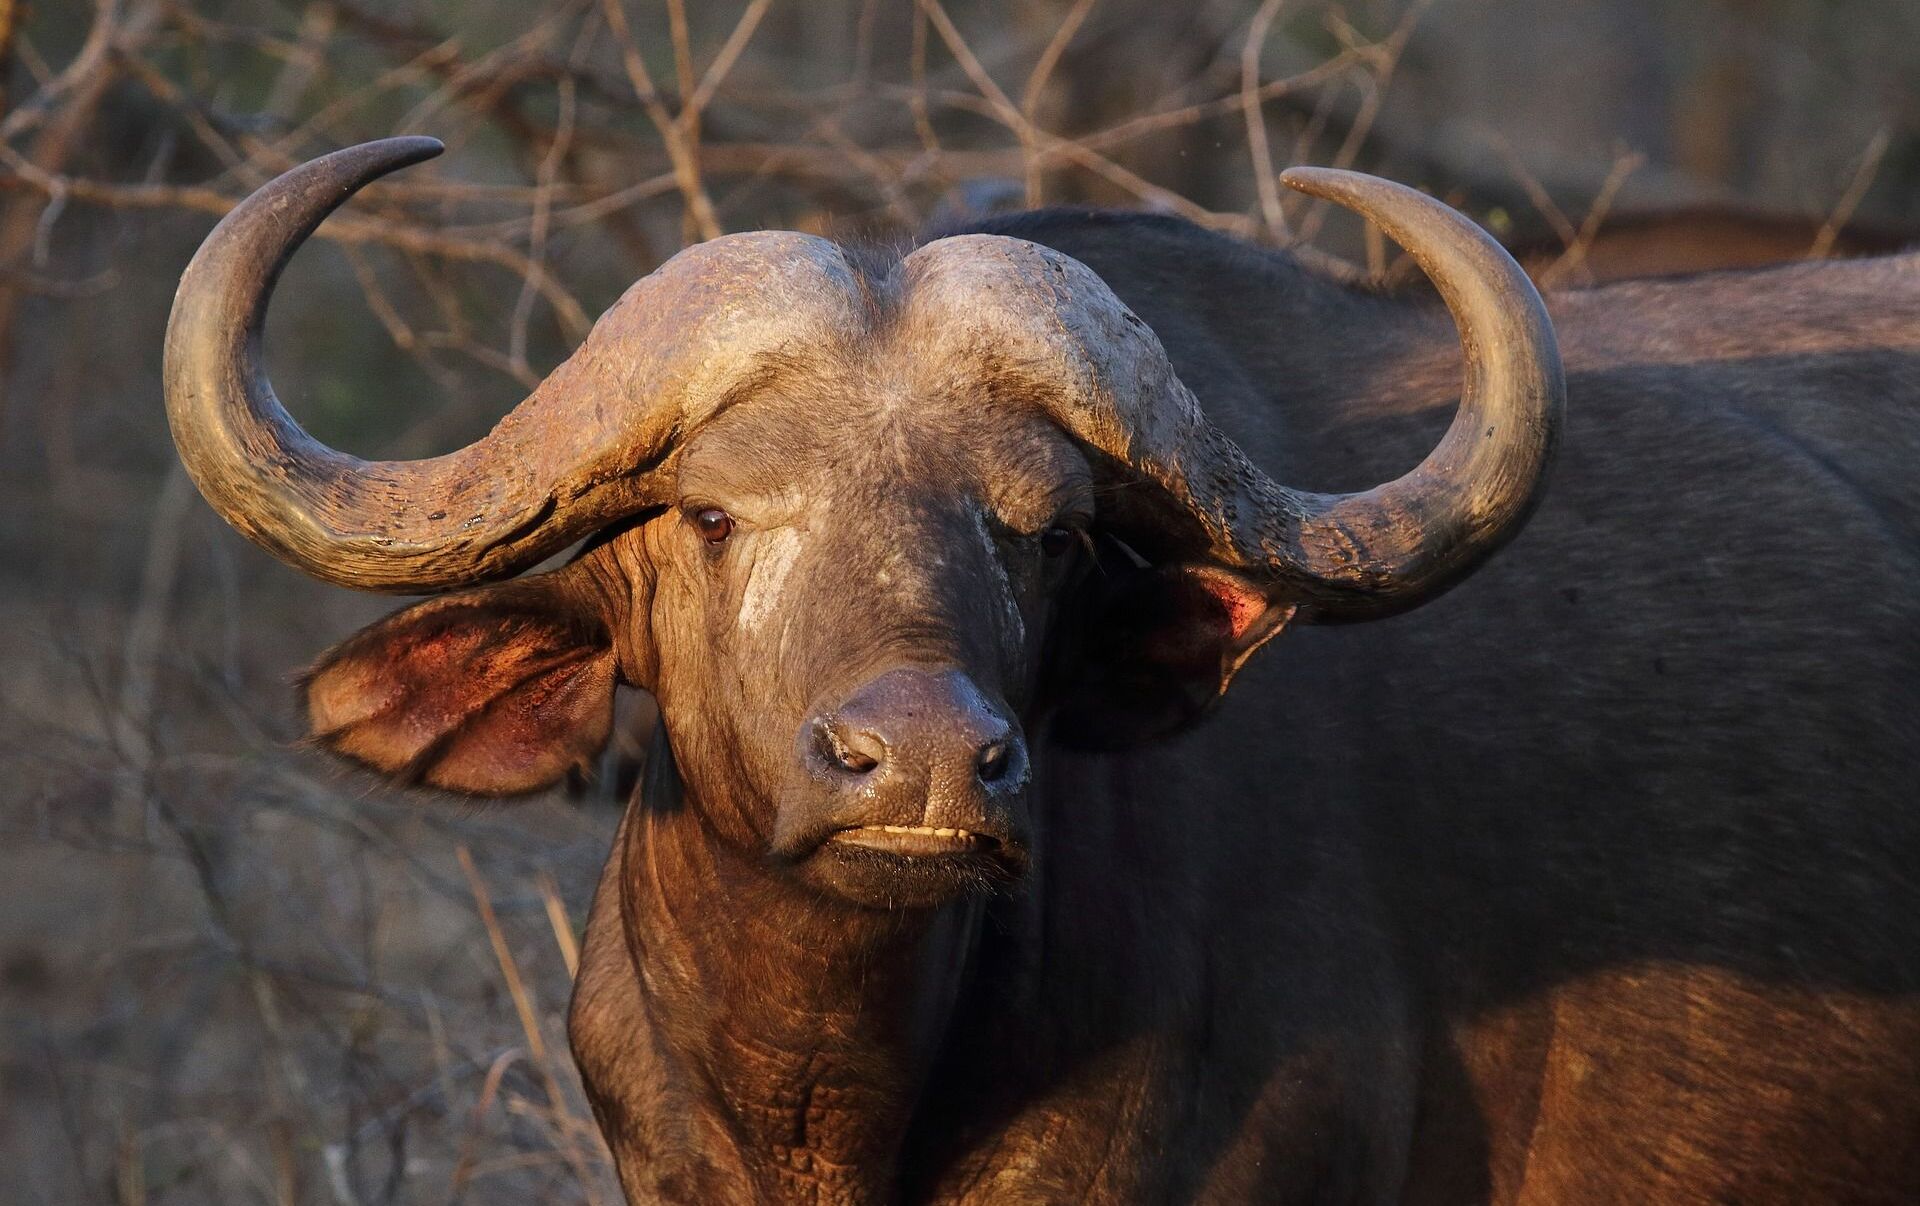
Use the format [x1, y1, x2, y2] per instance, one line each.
[165, 138, 861, 593]
[1263, 167, 1563, 618]
[901, 168, 1563, 622]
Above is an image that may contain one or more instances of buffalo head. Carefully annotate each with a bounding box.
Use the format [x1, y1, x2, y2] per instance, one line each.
[164, 138, 1561, 910]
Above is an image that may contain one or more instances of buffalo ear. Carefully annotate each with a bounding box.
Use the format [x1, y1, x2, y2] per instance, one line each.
[1047, 554, 1294, 750]
[303, 572, 618, 796]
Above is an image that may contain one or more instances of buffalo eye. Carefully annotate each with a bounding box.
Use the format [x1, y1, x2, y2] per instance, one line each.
[1040, 526, 1078, 558]
[692, 507, 734, 545]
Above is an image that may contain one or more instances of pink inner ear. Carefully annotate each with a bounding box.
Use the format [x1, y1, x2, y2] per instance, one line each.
[306, 591, 619, 796]
[1193, 571, 1271, 641]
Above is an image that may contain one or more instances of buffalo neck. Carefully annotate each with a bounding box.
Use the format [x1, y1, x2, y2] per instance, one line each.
[611, 740, 985, 1201]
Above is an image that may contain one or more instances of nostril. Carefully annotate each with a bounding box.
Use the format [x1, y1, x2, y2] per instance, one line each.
[833, 746, 880, 775]
[976, 740, 1011, 782]
[816, 718, 883, 775]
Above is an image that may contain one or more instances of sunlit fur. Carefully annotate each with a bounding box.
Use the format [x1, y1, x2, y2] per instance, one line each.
[313, 215, 1920, 1202]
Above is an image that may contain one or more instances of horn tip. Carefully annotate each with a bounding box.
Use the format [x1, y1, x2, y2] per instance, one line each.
[378, 134, 445, 165]
[304, 136, 444, 188]
[1279, 166, 1372, 201]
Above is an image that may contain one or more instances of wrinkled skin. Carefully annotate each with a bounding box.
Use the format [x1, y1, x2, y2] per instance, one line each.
[611, 380, 1096, 907]
[572, 393, 1099, 1195]
[299, 213, 1920, 1203]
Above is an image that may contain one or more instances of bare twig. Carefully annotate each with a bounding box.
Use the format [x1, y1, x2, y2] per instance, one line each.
[920, 0, 1255, 233]
[1540, 144, 1647, 290]
[448, 1048, 527, 1200]
[263, 2, 339, 119]
[1, 0, 134, 142]
[1241, 0, 1292, 243]
[109, 466, 194, 829]
[1487, 133, 1581, 250]
[1076, 51, 1362, 157]
[508, 22, 587, 380]
[1294, 0, 1433, 243]
[666, 0, 696, 132]
[1810, 127, 1891, 260]
[538, 872, 582, 979]
[0, 155, 593, 338]
[440, 172, 679, 241]
[457, 847, 607, 1204]
[687, 0, 776, 117]
[908, 5, 943, 158]
[1018, 0, 1098, 205]
[0, 0, 160, 442]
[599, 0, 723, 242]
[918, 0, 1025, 135]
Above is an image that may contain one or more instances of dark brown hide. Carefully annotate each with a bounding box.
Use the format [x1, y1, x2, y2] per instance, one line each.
[175, 153, 1920, 1203]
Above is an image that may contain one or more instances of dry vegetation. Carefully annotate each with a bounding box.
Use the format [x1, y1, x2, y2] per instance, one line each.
[0, 1, 1914, 1202]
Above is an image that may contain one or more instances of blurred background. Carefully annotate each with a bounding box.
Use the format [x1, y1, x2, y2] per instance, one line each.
[2, 0, 1915, 1201]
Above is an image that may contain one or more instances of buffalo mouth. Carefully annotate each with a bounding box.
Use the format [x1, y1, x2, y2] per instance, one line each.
[798, 819, 1027, 907]
[826, 824, 1001, 858]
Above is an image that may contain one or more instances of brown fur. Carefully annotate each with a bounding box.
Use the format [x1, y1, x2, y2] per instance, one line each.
[298, 210, 1920, 1202]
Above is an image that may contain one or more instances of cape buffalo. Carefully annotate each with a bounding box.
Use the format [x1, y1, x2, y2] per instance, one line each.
[165, 138, 1920, 1203]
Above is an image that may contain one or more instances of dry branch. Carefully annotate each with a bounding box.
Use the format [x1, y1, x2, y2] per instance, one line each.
[1810, 127, 1891, 259]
